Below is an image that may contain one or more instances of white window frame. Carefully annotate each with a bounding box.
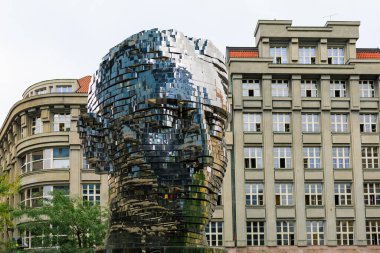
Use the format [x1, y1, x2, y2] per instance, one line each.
[302, 113, 320, 133]
[328, 47, 344, 64]
[82, 183, 101, 204]
[303, 147, 321, 169]
[270, 46, 288, 64]
[247, 221, 265, 246]
[205, 221, 223, 246]
[330, 114, 348, 133]
[299, 47, 316, 64]
[362, 147, 379, 169]
[306, 221, 325, 245]
[243, 113, 261, 132]
[31, 117, 42, 135]
[334, 183, 352, 206]
[301, 80, 318, 97]
[332, 147, 350, 169]
[360, 80, 375, 98]
[20, 185, 69, 208]
[53, 113, 71, 132]
[244, 147, 263, 169]
[330, 80, 347, 97]
[366, 220, 380, 245]
[242, 79, 261, 97]
[273, 147, 292, 169]
[276, 221, 295, 245]
[21, 147, 70, 174]
[360, 114, 377, 133]
[275, 183, 293, 206]
[336, 220, 354, 245]
[245, 183, 264, 206]
[272, 113, 291, 132]
[55, 85, 72, 93]
[364, 183, 380, 206]
[305, 183, 323, 206]
[271, 80, 289, 97]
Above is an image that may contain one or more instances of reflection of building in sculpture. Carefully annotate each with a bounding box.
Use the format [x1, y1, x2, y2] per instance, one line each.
[78, 29, 228, 250]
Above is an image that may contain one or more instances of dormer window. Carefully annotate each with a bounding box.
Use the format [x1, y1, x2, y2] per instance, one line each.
[270, 47, 288, 64]
[328, 47, 344, 64]
[299, 47, 316, 64]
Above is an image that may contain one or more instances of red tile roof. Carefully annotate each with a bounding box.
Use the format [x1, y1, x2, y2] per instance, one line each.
[229, 50, 259, 58]
[357, 52, 380, 59]
[76, 75, 92, 93]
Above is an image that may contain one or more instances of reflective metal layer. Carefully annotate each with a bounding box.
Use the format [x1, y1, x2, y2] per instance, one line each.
[78, 29, 228, 250]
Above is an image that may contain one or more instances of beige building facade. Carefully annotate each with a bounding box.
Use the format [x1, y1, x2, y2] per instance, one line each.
[206, 20, 380, 252]
[0, 76, 108, 248]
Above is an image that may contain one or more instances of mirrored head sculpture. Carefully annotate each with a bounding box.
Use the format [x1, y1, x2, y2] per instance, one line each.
[78, 29, 228, 252]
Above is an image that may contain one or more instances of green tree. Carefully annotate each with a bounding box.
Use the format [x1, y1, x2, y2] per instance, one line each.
[14, 191, 108, 251]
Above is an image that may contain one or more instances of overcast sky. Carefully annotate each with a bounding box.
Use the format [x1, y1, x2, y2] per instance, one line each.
[0, 0, 379, 125]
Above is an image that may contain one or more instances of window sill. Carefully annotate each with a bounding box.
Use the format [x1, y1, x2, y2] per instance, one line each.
[306, 205, 325, 208]
[275, 205, 295, 208]
[242, 96, 263, 100]
[333, 168, 352, 171]
[302, 132, 321, 134]
[301, 97, 321, 100]
[304, 168, 323, 171]
[335, 205, 354, 208]
[246, 205, 265, 208]
[245, 168, 264, 171]
[243, 131, 262, 134]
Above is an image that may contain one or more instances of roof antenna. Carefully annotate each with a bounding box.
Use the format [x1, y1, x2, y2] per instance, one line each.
[323, 13, 338, 21]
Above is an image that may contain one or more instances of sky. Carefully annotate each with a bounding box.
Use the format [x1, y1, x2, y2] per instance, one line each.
[0, 0, 379, 125]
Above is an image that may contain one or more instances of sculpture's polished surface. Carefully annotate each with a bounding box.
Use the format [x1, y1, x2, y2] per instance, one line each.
[78, 29, 228, 252]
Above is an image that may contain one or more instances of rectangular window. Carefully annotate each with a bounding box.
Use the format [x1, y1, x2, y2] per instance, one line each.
[303, 147, 321, 169]
[307, 221, 325, 245]
[53, 147, 70, 168]
[360, 114, 377, 133]
[245, 183, 264, 206]
[330, 80, 347, 97]
[205, 221, 223, 246]
[242, 79, 261, 97]
[276, 221, 294, 245]
[332, 147, 350, 169]
[35, 88, 47, 95]
[20, 185, 69, 208]
[328, 47, 344, 64]
[53, 113, 71, 132]
[302, 113, 320, 132]
[337, 220, 354, 245]
[56, 85, 72, 93]
[366, 220, 380, 245]
[330, 114, 348, 133]
[364, 183, 380, 205]
[271, 80, 289, 97]
[275, 183, 293, 205]
[272, 113, 291, 132]
[334, 183, 352, 205]
[299, 47, 316, 64]
[31, 117, 42, 135]
[273, 147, 292, 169]
[362, 147, 379, 169]
[301, 80, 318, 97]
[270, 47, 288, 64]
[244, 147, 263, 169]
[247, 221, 265, 246]
[82, 183, 101, 205]
[305, 183, 323, 206]
[243, 113, 261, 132]
[360, 80, 375, 98]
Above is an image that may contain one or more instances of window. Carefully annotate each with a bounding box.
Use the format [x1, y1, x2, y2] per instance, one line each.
[299, 47, 316, 64]
[334, 183, 352, 205]
[242, 79, 260, 97]
[205, 221, 223, 246]
[302, 113, 320, 132]
[328, 47, 344, 64]
[31, 117, 42, 135]
[276, 221, 294, 245]
[55, 85, 72, 93]
[20, 228, 67, 249]
[273, 147, 292, 169]
[366, 220, 380, 245]
[360, 80, 375, 98]
[303, 147, 321, 169]
[270, 47, 288, 64]
[301, 80, 318, 97]
[360, 114, 377, 133]
[336, 220, 354, 245]
[305, 183, 323, 206]
[332, 147, 350, 169]
[271, 80, 289, 97]
[362, 147, 379, 169]
[216, 190, 222, 206]
[364, 183, 380, 205]
[244, 147, 263, 169]
[307, 221, 324, 245]
[330, 114, 348, 133]
[20, 185, 69, 208]
[21, 150, 43, 173]
[247, 221, 265, 246]
[243, 113, 261, 132]
[272, 113, 290, 132]
[330, 80, 347, 97]
[35, 88, 47, 95]
[275, 183, 293, 205]
[82, 156, 90, 169]
[82, 183, 100, 204]
[245, 183, 264, 206]
[53, 113, 71, 132]
[52, 147, 70, 168]
[21, 148, 69, 173]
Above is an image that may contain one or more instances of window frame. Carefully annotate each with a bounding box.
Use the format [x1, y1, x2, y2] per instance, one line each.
[205, 221, 223, 246]
[242, 79, 261, 97]
[276, 221, 295, 245]
[336, 220, 354, 245]
[299, 47, 316, 64]
[330, 80, 347, 98]
[360, 80, 375, 98]
[270, 46, 288, 64]
[82, 183, 101, 205]
[273, 147, 292, 169]
[243, 113, 262, 132]
[271, 80, 289, 97]
[303, 147, 321, 169]
[301, 80, 318, 97]
[245, 183, 264, 206]
[362, 147, 379, 169]
[330, 114, 349, 133]
[364, 183, 380, 206]
[332, 147, 350, 169]
[302, 113, 320, 133]
[334, 182, 352, 206]
[306, 221, 325, 246]
[328, 47, 345, 65]
[275, 183, 293, 206]
[247, 221, 265, 246]
[272, 113, 291, 133]
[366, 220, 380, 245]
[360, 114, 377, 133]
[305, 183, 323, 206]
[244, 147, 263, 169]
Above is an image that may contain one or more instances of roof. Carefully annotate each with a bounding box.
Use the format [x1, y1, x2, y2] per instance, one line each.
[227, 47, 259, 59]
[356, 48, 380, 59]
[76, 75, 92, 93]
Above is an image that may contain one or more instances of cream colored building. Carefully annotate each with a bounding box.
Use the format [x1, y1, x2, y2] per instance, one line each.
[206, 20, 380, 252]
[0, 76, 108, 248]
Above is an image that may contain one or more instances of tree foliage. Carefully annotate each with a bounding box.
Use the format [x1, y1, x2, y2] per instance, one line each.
[14, 191, 108, 250]
[0, 173, 18, 231]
